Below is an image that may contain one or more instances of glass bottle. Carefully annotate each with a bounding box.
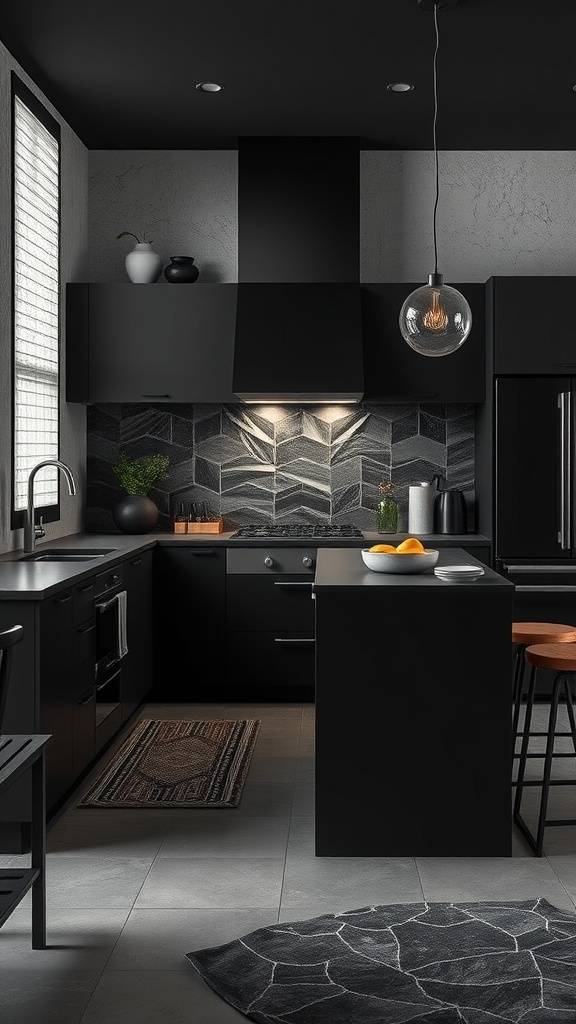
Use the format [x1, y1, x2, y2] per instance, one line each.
[173, 501, 187, 534]
[376, 480, 398, 534]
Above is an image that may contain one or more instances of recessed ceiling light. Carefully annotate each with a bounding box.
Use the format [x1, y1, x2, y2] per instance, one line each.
[195, 82, 223, 93]
[387, 82, 414, 93]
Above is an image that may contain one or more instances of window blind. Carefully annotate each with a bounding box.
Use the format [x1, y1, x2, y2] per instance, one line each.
[13, 96, 60, 512]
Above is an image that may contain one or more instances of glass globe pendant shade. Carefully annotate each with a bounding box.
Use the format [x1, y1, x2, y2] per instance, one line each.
[399, 273, 472, 357]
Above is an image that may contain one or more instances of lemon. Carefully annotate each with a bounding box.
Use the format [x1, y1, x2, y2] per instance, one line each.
[395, 537, 425, 553]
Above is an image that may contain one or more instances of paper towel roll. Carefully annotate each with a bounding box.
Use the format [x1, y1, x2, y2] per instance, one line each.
[408, 482, 435, 534]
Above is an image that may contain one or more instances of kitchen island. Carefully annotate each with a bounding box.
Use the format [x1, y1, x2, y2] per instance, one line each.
[313, 547, 514, 857]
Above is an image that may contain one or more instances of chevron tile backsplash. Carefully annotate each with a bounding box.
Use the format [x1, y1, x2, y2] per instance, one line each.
[86, 402, 475, 533]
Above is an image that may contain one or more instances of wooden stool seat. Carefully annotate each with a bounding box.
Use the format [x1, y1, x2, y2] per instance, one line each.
[512, 622, 576, 646]
[526, 642, 576, 672]
[512, 624, 576, 745]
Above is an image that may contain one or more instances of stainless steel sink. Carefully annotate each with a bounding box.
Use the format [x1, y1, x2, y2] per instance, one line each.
[20, 548, 114, 562]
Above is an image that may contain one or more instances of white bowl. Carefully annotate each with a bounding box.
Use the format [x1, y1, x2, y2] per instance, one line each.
[361, 548, 439, 574]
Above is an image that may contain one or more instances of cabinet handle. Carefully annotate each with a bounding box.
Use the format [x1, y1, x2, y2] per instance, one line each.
[142, 393, 170, 398]
[129, 558, 142, 566]
[274, 637, 315, 644]
[188, 549, 217, 556]
[96, 668, 122, 692]
[78, 584, 94, 594]
[54, 595, 72, 604]
[77, 691, 96, 706]
[556, 363, 576, 368]
[77, 623, 95, 635]
[273, 582, 313, 588]
[515, 585, 576, 592]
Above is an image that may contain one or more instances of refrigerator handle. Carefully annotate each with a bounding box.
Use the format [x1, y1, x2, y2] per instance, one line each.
[558, 391, 571, 550]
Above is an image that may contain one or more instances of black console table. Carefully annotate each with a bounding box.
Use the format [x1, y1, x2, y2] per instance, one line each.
[0, 735, 50, 948]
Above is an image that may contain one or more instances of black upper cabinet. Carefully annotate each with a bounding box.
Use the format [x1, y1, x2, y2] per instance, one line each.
[361, 283, 486, 403]
[66, 283, 238, 404]
[489, 276, 576, 374]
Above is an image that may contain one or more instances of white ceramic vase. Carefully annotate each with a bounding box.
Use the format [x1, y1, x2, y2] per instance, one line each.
[124, 242, 162, 284]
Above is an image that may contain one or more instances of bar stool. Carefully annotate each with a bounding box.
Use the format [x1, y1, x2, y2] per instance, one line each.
[511, 622, 576, 742]
[513, 642, 576, 856]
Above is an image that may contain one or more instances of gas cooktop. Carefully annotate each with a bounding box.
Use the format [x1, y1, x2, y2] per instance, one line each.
[231, 524, 364, 539]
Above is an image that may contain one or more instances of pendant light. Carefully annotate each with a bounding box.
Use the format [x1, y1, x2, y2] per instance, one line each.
[399, 0, 472, 357]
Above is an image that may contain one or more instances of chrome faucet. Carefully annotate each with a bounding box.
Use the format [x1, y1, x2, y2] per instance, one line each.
[24, 460, 77, 552]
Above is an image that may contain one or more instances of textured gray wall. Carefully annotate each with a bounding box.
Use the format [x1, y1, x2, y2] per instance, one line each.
[88, 148, 576, 284]
[361, 150, 576, 282]
[0, 43, 88, 555]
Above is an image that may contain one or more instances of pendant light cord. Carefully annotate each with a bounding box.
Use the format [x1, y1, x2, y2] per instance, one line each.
[432, 2, 440, 275]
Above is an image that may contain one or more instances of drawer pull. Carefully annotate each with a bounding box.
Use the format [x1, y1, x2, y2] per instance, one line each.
[54, 595, 72, 604]
[77, 692, 96, 707]
[273, 582, 313, 588]
[77, 623, 95, 635]
[274, 637, 315, 644]
[515, 585, 576, 592]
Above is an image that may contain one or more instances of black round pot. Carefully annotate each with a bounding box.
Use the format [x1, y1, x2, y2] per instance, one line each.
[164, 256, 199, 283]
[112, 495, 159, 534]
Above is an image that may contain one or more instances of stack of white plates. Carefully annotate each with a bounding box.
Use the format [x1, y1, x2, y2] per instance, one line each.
[434, 564, 485, 582]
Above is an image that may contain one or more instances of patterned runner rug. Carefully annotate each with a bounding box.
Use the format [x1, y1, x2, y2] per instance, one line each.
[78, 718, 260, 808]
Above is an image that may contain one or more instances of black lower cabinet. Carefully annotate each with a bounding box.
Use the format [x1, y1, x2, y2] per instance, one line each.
[39, 590, 74, 812]
[72, 662, 96, 779]
[122, 549, 153, 721]
[153, 544, 226, 700]
[226, 571, 315, 701]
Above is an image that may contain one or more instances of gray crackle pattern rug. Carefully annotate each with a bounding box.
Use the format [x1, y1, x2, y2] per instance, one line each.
[186, 898, 576, 1023]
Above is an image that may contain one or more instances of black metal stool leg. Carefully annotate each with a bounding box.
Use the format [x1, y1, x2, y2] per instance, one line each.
[512, 644, 526, 742]
[514, 662, 536, 819]
[535, 672, 562, 857]
[564, 676, 576, 757]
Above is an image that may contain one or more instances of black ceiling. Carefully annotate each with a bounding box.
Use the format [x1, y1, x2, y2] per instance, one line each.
[1, 0, 574, 151]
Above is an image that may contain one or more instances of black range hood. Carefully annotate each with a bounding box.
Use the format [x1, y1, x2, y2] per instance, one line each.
[233, 137, 364, 404]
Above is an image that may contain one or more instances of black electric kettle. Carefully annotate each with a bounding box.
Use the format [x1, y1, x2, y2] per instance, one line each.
[431, 475, 467, 534]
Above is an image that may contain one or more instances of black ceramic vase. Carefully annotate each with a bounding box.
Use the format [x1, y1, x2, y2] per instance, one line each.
[112, 495, 159, 534]
[164, 256, 199, 283]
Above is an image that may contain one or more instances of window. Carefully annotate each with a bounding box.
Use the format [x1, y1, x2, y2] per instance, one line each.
[11, 73, 61, 529]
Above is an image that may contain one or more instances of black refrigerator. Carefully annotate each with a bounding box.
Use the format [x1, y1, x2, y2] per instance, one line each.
[495, 377, 576, 693]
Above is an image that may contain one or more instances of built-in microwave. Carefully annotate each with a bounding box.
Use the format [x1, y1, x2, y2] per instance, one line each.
[94, 565, 128, 748]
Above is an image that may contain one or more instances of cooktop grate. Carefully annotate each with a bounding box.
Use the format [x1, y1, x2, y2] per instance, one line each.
[232, 524, 363, 538]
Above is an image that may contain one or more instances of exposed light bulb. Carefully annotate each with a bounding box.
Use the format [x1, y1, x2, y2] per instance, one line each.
[423, 289, 449, 332]
[400, 273, 472, 357]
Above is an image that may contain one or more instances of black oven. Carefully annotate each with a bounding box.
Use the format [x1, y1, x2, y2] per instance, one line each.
[94, 565, 127, 748]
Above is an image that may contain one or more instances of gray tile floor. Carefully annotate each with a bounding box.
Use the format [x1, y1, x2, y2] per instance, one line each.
[1, 700, 576, 1023]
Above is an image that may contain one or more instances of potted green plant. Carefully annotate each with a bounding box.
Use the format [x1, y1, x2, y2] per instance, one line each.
[111, 452, 169, 534]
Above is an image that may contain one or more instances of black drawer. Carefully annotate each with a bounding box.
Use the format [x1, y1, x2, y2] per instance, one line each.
[226, 630, 315, 693]
[73, 618, 96, 668]
[72, 682, 95, 778]
[73, 579, 96, 626]
[227, 575, 315, 630]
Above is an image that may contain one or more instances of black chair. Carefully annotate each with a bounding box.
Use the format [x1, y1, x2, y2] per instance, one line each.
[0, 624, 24, 733]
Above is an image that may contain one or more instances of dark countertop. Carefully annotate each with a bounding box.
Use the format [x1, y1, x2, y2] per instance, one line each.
[0, 535, 156, 599]
[0, 530, 491, 599]
[314, 546, 511, 591]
